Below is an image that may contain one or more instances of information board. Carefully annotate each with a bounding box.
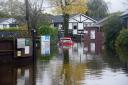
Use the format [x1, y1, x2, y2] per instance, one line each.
[17, 38, 25, 48]
[25, 46, 30, 54]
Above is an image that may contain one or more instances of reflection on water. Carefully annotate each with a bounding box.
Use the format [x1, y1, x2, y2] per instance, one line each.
[1, 42, 128, 85]
[36, 42, 128, 85]
[41, 42, 50, 56]
[0, 63, 35, 85]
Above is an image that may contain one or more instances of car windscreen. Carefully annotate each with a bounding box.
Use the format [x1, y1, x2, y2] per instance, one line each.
[61, 39, 71, 42]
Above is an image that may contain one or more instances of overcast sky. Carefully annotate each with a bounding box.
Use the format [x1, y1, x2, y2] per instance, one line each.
[43, 0, 127, 14]
[3, 0, 126, 13]
[104, 0, 127, 13]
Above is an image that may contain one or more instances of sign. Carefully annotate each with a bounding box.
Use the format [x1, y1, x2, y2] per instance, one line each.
[25, 39, 31, 46]
[41, 42, 50, 55]
[41, 35, 50, 42]
[17, 51, 21, 57]
[17, 38, 25, 48]
[25, 46, 30, 54]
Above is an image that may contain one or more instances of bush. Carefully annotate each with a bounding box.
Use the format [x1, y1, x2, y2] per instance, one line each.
[103, 13, 122, 50]
[0, 27, 19, 31]
[115, 29, 128, 62]
[37, 24, 58, 43]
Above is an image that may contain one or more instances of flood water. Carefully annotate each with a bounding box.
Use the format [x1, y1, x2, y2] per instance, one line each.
[1, 42, 128, 85]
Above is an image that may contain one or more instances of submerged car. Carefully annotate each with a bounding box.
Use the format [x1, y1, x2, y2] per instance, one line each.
[59, 37, 74, 47]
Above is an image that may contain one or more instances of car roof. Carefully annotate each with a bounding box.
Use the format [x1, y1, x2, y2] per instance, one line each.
[60, 37, 71, 39]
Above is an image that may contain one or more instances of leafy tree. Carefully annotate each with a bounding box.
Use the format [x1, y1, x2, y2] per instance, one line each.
[0, 12, 10, 18]
[87, 0, 108, 20]
[48, 0, 88, 36]
[37, 24, 58, 41]
[103, 13, 122, 50]
[0, 0, 25, 17]
[0, 0, 45, 31]
[115, 29, 128, 63]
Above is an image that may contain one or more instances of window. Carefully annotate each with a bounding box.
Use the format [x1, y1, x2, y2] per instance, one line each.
[90, 30, 95, 39]
[3, 24, 7, 28]
[84, 23, 87, 27]
[9, 24, 16, 27]
[90, 43, 95, 52]
[58, 24, 62, 29]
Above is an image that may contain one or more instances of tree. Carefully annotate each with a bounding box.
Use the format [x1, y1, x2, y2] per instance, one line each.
[103, 13, 122, 50]
[27, 0, 44, 30]
[48, 0, 88, 36]
[0, 12, 10, 18]
[0, 0, 25, 17]
[0, 0, 44, 31]
[87, 0, 108, 20]
[115, 29, 128, 63]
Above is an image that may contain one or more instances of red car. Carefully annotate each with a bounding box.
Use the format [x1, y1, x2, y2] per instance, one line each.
[59, 37, 74, 47]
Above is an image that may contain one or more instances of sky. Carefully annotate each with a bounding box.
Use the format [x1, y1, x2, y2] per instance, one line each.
[1, 0, 127, 13]
[43, 0, 127, 14]
[104, 0, 127, 13]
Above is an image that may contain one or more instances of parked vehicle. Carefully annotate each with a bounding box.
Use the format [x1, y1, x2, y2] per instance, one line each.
[58, 37, 74, 47]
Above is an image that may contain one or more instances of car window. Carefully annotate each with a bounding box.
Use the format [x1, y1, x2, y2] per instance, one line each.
[63, 39, 71, 42]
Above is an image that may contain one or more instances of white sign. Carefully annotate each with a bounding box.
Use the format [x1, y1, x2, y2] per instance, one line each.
[17, 38, 25, 48]
[25, 46, 30, 54]
[41, 35, 50, 42]
[17, 51, 21, 57]
[41, 42, 50, 55]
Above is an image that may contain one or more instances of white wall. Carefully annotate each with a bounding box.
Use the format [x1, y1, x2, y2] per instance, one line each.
[69, 23, 72, 29]
[69, 18, 78, 22]
[0, 24, 10, 29]
[56, 14, 97, 35]
[78, 23, 83, 30]
[0, 25, 3, 29]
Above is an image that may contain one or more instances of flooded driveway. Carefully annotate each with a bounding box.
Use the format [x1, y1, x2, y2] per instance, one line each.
[36, 42, 128, 85]
[0, 42, 128, 85]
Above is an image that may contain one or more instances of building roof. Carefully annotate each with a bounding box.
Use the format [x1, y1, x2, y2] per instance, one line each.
[0, 18, 9, 23]
[96, 16, 109, 26]
[0, 18, 16, 24]
[52, 14, 97, 23]
[52, 15, 63, 23]
[121, 10, 128, 16]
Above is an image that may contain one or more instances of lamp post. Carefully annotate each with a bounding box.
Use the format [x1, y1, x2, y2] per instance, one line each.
[25, 0, 30, 31]
[31, 29, 36, 62]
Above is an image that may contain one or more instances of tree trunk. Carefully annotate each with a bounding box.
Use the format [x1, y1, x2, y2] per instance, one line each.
[63, 13, 69, 36]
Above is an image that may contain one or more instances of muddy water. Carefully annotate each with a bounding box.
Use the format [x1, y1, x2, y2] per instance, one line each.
[36, 43, 128, 85]
[0, 42, 128, 85]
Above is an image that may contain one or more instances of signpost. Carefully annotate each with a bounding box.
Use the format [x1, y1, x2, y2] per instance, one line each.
[41, 35, 50, 55]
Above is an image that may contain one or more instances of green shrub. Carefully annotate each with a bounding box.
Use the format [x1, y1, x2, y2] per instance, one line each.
[0, 27, 19, 31]
[37, 24, 58, 44]
[103, 13, 122, 50]
[37, 25, 49, 35]
[115, 29, 128, 63]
